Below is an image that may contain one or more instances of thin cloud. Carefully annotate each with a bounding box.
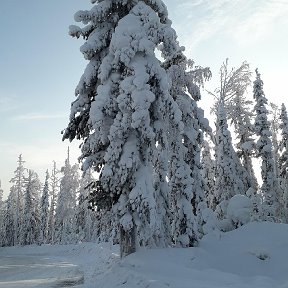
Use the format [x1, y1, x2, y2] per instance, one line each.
[13, 112, 66, 121]
[231, 0, 288, 45]
[168, 0, 241, 51]
[168, 0, 288, 51]
[0, 95, 18, 112]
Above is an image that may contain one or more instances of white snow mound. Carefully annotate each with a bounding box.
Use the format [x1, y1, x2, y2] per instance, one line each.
[227, 194, 253, 226]
[1, 222, 288, 287]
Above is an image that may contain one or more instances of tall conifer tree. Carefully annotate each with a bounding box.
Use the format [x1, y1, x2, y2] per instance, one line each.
[270, 103, 281, 179]
[165, 54, 211, 245]
[201, 141, 216, 209]
[40, 170, 50, 244]
[2, 190, 16, 246]
[54, 153, 79, 244]
[75, 169, 95, 242]
[63, 0, 189, 256]
[47, 161, 60, 244]
[9, 154, 26, 245]
[279, 103, 288, 221]
[20, 170, 41, 245]
[253, 69, 279, 220]
[214, 99, 245, 219]
[0, 181, 4, 246]
[210, 60, 256, 192]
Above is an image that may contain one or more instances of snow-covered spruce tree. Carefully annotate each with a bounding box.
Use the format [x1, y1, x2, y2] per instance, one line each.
[270, 103, 281, 179]
[214, 99, 245, 221]
[270, 103, 284, 219]
[253, 69, 279, 220]
[0, 180, 3, 213]
[201, 140, 216, 209]
[39, 170, 50, 244]
[47, 161, 60, 244]
[63, 0, 185, 256]
[164, 58, 195, 247]
[168, 70, 211, 245]
[75, 169, 95, 242]
[20, 170, 41, 246]
[9, 154, 26, 245]
[88, 180, 116, 244]
[279, 103, 288, 222]
[182, 102, 212, 240]
[233, 93, 258, 192]
[160, 37, 212, 245]
[2, 189, 16, 246]
[0, 181, 4, 245]
[54, 155, 79, 244]
[210, 60, 256, 193]
[168, 121, 196, 246]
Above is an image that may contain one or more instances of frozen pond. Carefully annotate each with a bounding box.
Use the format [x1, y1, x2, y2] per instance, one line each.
[0, 249, 84, 287]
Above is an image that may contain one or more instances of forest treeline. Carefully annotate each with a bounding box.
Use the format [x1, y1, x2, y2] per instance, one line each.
[0, 0, 287, 258]
[0, 61, 287, 250]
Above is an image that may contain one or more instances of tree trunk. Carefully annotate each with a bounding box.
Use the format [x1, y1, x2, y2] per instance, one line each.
[120, 225, 136, 258]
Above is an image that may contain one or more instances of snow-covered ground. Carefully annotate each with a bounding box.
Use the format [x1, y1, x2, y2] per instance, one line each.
[1, 222, 288, 288]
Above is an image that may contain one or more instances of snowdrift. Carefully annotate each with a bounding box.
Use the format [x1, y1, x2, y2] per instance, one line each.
[1, 222, 288, 288]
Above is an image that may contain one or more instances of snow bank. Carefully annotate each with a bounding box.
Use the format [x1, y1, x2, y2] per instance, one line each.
[1, 222, 288, 287]
[97, 222, 288, 288]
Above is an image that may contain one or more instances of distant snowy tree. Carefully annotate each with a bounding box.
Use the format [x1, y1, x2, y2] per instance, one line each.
[214, 99, 245, 220]
[210, 60, 256, 192]
[253, 69, 279, 220]
[2, 190, 16, 246]
[39, 170, 50, 244]
[0, 181, 4, 245]
[210, 59, 252, 115]
[201, 140, 216, 209]
[232, 93, 258, 192]
[20, 170, 41, 246]
[9, 154, 26, 245]
[0, 180, 3, 212]
[279, 103, 288, 222]
[270, 103, 281, 179]
[162, 41, 211, 246]
[169, 123, 196, 246]
[169, 92, 210, 245]
[54, 154, 79, 244]
[75, 169, 95, 242]
[63, 0, 187, 256]
[270, 102, 284, 219]
[47, 161, 60, 244]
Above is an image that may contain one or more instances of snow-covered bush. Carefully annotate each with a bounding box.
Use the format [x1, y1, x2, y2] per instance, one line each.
[227, 195, 253, 227]
[201, 207, 219, 235]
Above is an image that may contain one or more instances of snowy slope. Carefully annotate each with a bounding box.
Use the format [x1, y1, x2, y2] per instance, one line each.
[1, 222, 288, 288]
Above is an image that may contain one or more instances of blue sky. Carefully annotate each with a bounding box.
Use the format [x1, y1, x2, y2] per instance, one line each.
[1, 0, 288, 197]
